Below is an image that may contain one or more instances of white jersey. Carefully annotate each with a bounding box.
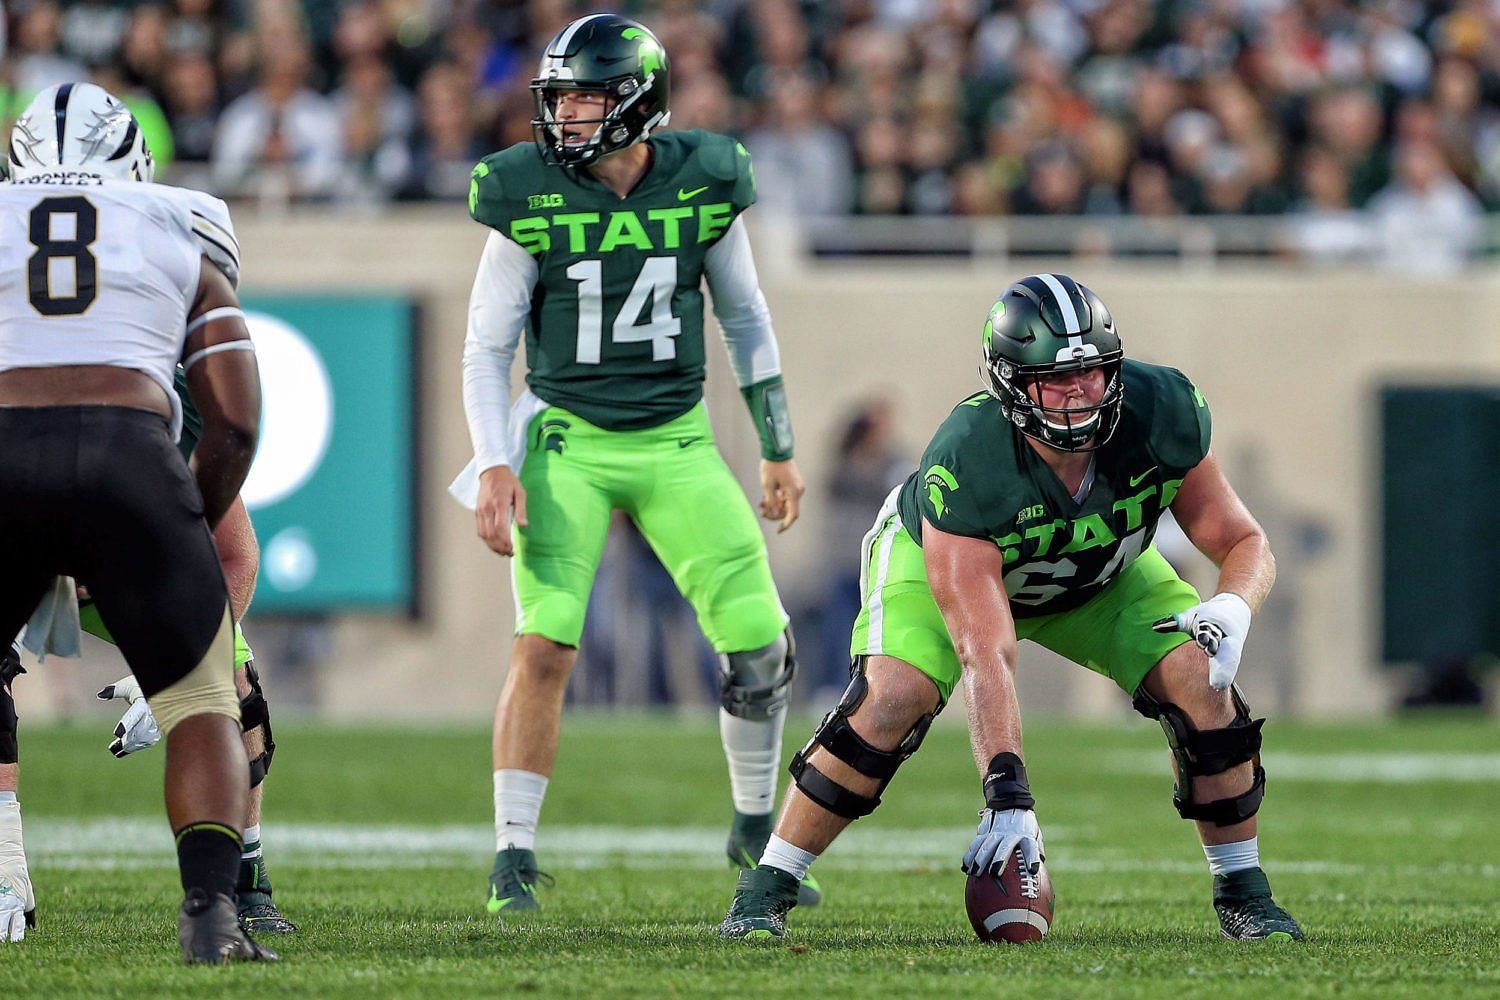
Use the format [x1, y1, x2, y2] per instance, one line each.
[0, 175, 240, 438]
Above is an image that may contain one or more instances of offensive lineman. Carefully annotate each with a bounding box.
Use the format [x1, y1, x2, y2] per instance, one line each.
[0, 369, 296, 942]
[721, 275, 1304, 942]
[0, 83, 273, 962]
[451, 14, 817, 911]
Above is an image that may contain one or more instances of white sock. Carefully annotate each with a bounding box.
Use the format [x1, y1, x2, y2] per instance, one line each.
[494, 769, 548, 852]
[1203, 836, 1259, 877]
[0, 792, 15, 805]
[241, 823, 262, 859]
[719, 709, 784, 816]
[758, 834, 817, 881]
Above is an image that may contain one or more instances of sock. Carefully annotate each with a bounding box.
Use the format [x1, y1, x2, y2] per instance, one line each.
[719, 709, 785, 816]
[175, 822, 241, 900]
[758, 834, 817, 881]
[241, 823, 262, 860]
[494, 769, 548, 852]
[1203, 836, 1260, 877]
[0, 791, 15, 804]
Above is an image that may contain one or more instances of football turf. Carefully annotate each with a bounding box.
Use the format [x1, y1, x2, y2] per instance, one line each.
[4, 715, 1497, 998]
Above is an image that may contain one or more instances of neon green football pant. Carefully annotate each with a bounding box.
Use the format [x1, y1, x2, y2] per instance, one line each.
[513, 401, 788, 652]
[850, 504, 1197, 702]
[80, 603, 254, 669]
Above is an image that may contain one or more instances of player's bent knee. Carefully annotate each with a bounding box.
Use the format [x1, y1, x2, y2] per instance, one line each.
[147, 610, 239, 735]
[1132, 683, 1266, 827]
[788, 656, 943, 820]
[239, 660, 276, 788]
[720, 627, 796, 720]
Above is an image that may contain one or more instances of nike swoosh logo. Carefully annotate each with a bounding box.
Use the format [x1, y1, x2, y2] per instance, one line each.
[1128, 466, 1158, 487]
[677, 437, 702, 448]
[678, 185, 709, 201]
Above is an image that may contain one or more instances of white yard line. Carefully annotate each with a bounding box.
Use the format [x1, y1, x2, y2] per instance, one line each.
[23, 819, 1500, 879]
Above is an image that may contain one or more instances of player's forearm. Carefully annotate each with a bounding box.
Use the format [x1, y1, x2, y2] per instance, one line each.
[959, 640, 1025, 772]
[1212, 530, 1275, 614]
[462, 233, 534, 473]
[462, 337, 515, 473]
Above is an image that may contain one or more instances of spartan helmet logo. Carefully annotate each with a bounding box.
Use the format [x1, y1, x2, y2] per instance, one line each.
[537, 418, 571, 455]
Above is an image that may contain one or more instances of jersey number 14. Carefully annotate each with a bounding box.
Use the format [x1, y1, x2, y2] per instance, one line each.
[567, 257, 680, 364]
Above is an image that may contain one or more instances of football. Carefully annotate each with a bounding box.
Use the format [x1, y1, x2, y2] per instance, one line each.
[964, 851, 1055, 943]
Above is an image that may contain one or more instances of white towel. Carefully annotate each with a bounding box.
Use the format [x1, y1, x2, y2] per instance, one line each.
[447, 391, 547, 511]
[22, 576, 82, 661]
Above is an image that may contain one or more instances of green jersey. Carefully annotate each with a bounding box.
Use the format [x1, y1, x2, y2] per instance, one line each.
[468, 129, 757, 430]
[174, 367, 202, 461]
[896, 359, 1212, 618]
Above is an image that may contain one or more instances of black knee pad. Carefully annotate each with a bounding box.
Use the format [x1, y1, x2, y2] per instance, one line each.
[239, 660, 276, 788]
[1133, 684, 1266, 827]
[0, 642, 24, 765]
[788, 657, 939, 819]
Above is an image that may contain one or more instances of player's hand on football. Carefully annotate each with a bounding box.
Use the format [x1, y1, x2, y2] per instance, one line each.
[1152, 591, 1252, 691]
[476, 465, 528, 557]
[962, 807, 1044, 879]
[97, 676, 161, 757]
[758, 458, 805, 533]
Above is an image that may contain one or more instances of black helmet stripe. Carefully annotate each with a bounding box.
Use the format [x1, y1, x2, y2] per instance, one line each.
[53, 82, 75, 159]
[106, 118, 139, 161]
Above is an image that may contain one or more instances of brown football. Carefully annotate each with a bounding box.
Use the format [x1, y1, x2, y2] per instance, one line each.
[964, 850, 1055, 943]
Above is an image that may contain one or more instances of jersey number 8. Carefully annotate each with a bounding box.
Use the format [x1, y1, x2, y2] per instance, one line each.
[28, 196, 99, 317]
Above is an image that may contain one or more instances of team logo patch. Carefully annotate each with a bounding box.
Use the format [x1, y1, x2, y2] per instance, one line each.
[537, 418, 571, 455]
[924, 465, 959, 519]
[528, 193, 565, 209]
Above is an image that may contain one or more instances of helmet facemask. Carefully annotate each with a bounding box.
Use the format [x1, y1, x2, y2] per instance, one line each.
[531, 75, 665, 167]
[984, 353, 1124, 453]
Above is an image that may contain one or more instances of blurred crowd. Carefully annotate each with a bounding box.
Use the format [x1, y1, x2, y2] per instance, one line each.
[3, 0, 1500, 263]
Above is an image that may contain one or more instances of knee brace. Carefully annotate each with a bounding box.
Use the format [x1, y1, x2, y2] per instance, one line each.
[719, 628, 796, 720]
[788, 657, 940, 820]
[239, 660, 276, 788]
[0, 641, 22, 765]
[1132, 684, 1266, 827]
[147, 610, 239, 734]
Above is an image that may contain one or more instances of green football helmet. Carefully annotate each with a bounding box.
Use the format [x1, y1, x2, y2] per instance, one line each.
[530, 13, 671, 168]
[980, 274, 1125, 452]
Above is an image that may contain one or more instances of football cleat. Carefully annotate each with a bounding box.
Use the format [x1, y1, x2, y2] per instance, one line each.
[179, 889, 278, 964]
[1213, 867, 1305, 942]
[236, 850, 296, 933]
[486, 846, 554, 915]
[725, 812, 823, 908]
[719, 865, 800, 941]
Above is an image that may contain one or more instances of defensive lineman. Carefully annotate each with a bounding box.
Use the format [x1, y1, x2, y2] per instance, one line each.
[0, 369, 296, 941]
[721, 275, 1303, 941]
[0, 83, 272, 962]
[451, 14, 817, 911]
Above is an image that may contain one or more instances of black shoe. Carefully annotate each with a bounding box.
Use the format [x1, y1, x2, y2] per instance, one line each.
[179, 888, 279, 964]
[1213, 867, 1305, 941]
[719, 865, 801, 940]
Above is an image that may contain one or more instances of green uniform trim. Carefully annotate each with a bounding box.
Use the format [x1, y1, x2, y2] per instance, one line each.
[741, 376, 794, 461]
[511, 400, 786, 651]
[850, 514, 1196, 701]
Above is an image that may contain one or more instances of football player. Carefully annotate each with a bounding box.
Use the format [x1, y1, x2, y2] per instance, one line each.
[721, 275, 1304, 942]
[451, 13, 818, 912]
[0, 368, 296, 941]
[0, 83, 273, 962]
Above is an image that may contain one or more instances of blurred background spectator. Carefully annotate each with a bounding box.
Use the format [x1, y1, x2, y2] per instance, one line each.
[1, 0, 1499, 268]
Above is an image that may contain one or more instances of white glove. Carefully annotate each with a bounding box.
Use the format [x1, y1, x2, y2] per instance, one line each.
[961, 807, 1044, 879]
[1153, 591, 1253, 691]
[0, 798, 33, 942]
[97, 676, 160, 758]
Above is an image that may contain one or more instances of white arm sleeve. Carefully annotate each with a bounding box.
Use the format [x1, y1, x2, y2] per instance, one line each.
[704, 216, 782, 388]
[462, 232, 537, 474]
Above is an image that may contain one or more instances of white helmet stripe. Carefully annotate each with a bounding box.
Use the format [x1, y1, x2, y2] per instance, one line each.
[1036, 273, 1081, 335]
[550, 12, 608, 57]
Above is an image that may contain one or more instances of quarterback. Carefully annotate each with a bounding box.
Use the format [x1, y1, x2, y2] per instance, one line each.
[722, 274, 1303, 942]
[450, 14, 816, 911]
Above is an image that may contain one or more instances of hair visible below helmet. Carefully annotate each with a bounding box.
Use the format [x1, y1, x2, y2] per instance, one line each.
[980, 274, 1125, 453]
[531, 13, 671, 168]
[8, 82, 154, 183]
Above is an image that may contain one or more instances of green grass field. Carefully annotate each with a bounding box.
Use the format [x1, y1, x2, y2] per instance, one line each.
[3, 714, 1498, 998]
